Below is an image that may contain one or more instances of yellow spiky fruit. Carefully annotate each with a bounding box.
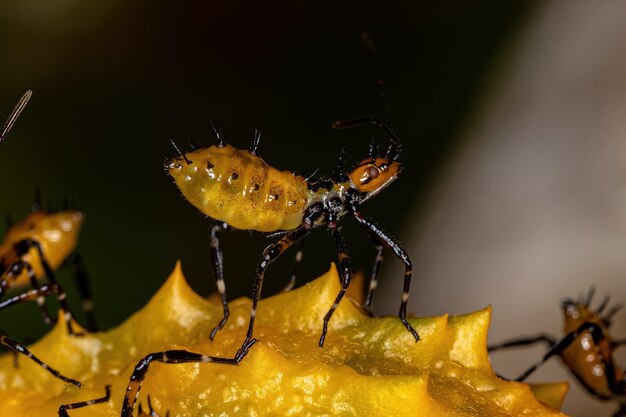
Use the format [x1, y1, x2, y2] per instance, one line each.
[0, 263, 568, 416]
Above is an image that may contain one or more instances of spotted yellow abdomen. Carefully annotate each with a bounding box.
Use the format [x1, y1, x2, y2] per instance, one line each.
[168, 145, 310, 232]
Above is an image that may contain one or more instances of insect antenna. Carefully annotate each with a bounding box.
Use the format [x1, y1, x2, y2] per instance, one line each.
[249, 128, 261, 155]
[169, 139, 192, 165]
[0, 90, 32, 146]
[188, 139, 198, 151]
[361, 32, 394, 133]
[597, 295, 611, 314]
[584, 286, 596, 307]
[210, 121, 226, 148]
[331, 33, 401, 164]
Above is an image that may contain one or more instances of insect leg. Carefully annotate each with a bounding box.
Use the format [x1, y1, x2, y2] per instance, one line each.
[120, 343, 257, 417]
[15, 239, 82, 335]
[282, 238, 305, 292]
[0, 331, 81, 386]
[0, 260, 54, 325]
[139, 395, 170, 417]
[0, 261, 52, 369]
[0, 283, 63, 310]
[0, 325, 35, 369]
[351, 211, 420, 342]
[265, 231, 308, 292]
[58, 385, 111, 417]
[242, 226, 311, 348]
[318, 225, 352, 347]
[66, 252, 98, 331]
[209, 221, 231, 341]
[514, 322, 604, 381]
[364, 238, 384, 309]
[487, 334, 557, 352]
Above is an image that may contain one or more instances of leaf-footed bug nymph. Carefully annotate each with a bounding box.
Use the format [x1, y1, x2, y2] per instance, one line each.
[489, 287, 626, 416]
[120, 33, 419, 416]
[0, 91, 84, 387]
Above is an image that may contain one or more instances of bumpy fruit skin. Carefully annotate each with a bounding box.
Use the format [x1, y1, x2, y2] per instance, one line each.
[0, 263, 568, 416]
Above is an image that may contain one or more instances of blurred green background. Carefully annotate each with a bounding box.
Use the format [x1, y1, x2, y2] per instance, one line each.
[0, 1, 532, 338]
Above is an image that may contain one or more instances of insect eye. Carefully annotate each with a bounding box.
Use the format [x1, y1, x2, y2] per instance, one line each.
[367, 166, 380, 179]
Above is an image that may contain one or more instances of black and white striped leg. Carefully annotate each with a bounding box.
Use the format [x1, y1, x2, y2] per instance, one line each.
[2, 331, 35, 368]
[0, 326, 20, 368]
[0, 283, 65, 312]
[120, 343, 257, 417]
[0, 281, 63, 339]
[0, 260, 53, 325]
[487, 334, 558, 380]
[351, 212, 419, 342]
[239, 204, 322, 351]
[67, 252, 98, 331]
[0, 333, 81, 386]
[318, 225, 352, 347]
[365, 243, 384, 309]
[488, 334, 556, 352]
[27, 264, 54, 325]
[282, 238, 305, 292]
[241, 227, 311, 351]
[515, 322, 604, 381]
[58, 385, 111, 416]
[16, 239, 82, 336]
[209, 221, 230, 341]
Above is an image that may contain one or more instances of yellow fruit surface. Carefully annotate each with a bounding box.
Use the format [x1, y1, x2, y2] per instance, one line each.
[0, 263, 569, 416]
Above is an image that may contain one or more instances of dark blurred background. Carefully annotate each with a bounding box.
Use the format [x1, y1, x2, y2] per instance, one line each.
[0, 0, 531, 332]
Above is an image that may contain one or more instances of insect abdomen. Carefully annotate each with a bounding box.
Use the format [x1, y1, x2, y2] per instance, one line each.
[0, 210, 83, 287]
[169, 145, 309, 232]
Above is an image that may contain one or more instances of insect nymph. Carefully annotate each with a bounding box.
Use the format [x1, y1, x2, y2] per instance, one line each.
[166, 129, 417, 347]
[489, 288, 626, 416]
[120, 34, 418, 416]
[1, 90, 97, 335]
[0, 91, 82, 387]
[0, 207, 93, 332]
